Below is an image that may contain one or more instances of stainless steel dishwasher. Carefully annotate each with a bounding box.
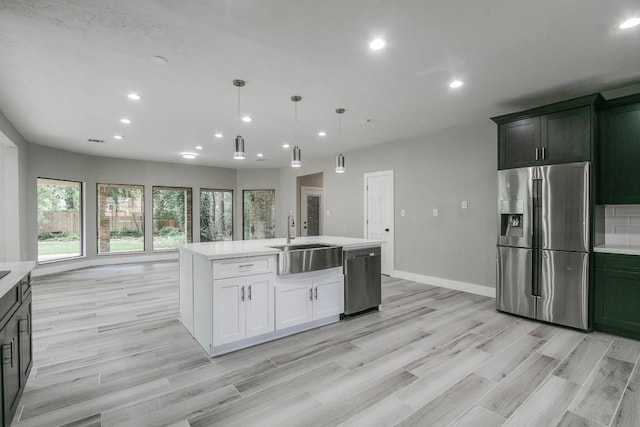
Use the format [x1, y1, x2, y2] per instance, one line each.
[343, 247, 381, 315]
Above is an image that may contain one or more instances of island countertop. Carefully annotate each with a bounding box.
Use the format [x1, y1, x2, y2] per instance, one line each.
[179, 236, 385, 260]
[0, 261, 36, 299]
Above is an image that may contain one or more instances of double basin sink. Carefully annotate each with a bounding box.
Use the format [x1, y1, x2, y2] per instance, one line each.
[267, 243, 343, 275]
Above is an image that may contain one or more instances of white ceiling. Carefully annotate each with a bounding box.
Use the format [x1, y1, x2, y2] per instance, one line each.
[1, 1, 639, 168]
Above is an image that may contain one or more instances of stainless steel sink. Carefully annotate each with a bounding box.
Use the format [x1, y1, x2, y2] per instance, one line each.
[267, 243, 343, 274]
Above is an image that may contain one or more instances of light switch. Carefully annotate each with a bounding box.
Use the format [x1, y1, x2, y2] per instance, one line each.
[433, 208, 438, 217]
[461, 200, 468, 209]
[400, 209, 406, 217]
[326, 210, 330, 216]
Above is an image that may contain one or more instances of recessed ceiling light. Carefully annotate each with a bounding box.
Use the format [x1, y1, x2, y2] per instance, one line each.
[318, 131, 327, 137]
[127, 93, 142, 101]
[242, 116, 252, 122]
[369, 38, 387, 50]
[150, 55, 168, 64]
[181, 152, 197, 159]
[113, 135, 123, 140]
[449, 80, 464, 88]
[620, 17, 640, 29]
[282, 143, 290, 148]
[120, 118, 131, 124]
[214, 133, 223, 138]
[257, 153, 264, 157]
[195, 145, 203, 150]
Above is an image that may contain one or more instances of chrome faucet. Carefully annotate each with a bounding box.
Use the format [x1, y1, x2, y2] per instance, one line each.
[286, 210, 295, 244]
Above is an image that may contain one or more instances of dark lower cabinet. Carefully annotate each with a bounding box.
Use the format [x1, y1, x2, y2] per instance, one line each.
[594, 253, 640, 340]
[0, 275, 32, 427]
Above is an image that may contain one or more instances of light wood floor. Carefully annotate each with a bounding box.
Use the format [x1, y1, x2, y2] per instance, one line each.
[13, 261, 640, 427]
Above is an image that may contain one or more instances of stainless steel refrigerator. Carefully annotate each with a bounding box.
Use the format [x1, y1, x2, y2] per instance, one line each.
[497, 161, 590, 330]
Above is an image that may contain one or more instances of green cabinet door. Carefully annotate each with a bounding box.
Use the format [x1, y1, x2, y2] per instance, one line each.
[498, 117, 541, 169]
[599, 103, 640, 204]
[541, 106, 591, 164]
[594, 253, 640, 340]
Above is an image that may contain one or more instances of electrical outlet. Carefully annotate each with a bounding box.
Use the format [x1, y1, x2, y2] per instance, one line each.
[433, 208, 438, 217]
[326, 210, 330, 216]
[461, 200, 468, 209]
[400, 209, 406, 217]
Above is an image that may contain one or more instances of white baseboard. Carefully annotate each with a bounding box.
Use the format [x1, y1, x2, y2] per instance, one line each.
[32, 253, 178, 277]
[390, 270, 496, 298]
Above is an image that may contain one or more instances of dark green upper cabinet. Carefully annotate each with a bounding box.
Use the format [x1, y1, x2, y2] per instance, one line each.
[493, 94, 601, 170]
[599, 97, 640, 204]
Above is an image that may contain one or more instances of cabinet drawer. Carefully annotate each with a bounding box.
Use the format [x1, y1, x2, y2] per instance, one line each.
[213, 256, 275, 279]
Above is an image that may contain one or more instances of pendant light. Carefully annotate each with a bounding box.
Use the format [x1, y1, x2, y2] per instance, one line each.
[233, 79, 246, 160]
[291, 95, 302, 167]
[335, 108, 346, 173]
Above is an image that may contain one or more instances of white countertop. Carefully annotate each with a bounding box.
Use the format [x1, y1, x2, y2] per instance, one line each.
[0, 261, 36, 299]
[594, 244, 640, 256]
[179, 236, 385, 260]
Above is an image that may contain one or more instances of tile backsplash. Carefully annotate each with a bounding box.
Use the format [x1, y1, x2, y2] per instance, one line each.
[605, 205, 640, 246]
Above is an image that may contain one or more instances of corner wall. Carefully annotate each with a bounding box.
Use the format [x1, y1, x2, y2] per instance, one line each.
[278, 122, 498, 290]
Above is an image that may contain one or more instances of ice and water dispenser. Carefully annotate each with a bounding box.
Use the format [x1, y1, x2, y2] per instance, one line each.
[500, 200, 524, 237]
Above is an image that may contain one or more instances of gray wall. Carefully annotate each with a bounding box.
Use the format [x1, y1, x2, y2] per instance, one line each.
[278, 122, 498, 288]
[26, 144, 237, 264]
[0, 110, 30, 261]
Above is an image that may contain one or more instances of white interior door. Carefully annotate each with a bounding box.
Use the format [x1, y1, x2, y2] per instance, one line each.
[364, 170, 394, 275]
[300, 186, 323, 237]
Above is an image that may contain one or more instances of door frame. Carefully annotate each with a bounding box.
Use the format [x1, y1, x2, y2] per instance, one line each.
[300, 186, 323, 236]
[363, 170, 394, 274]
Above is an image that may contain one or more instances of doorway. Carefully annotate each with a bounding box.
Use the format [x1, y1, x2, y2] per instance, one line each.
[364, 170, 394, 275]
[300, 187, 323, 236]
[296, 172, 323, 237]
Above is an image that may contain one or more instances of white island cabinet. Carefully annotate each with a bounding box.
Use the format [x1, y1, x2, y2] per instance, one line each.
[179, 236, 382, 357]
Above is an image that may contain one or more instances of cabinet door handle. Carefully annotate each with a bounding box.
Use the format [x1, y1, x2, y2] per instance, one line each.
[314, 287, 318, 300]
[248, 285, 252, 300]
[241, 286, 245, 302]
[1, 343, 10, 365]
[309, 288, 313, 302]
[238, 264, 254, 268]
[541, 146, 546, 159]
[3, 338, 16, 368]
[535, 148, 540, 160]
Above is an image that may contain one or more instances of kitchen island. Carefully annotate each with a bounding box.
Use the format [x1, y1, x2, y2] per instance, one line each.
[179, 236, 383, 356]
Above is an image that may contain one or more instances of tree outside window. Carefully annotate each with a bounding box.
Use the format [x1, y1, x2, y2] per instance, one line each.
[152, 186, 192, 250]
[243, 190, 275, 240]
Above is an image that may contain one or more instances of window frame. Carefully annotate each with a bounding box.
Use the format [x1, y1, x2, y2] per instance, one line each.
[199, 188, 234, 242]
[242, 189, 276, 240]
[36, 177, 85, 264]
[96, 182, 146, 255]
[151, 185, 193, 252]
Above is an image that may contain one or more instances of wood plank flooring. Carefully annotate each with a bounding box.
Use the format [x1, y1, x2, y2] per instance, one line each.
[12, 261, 640, 427]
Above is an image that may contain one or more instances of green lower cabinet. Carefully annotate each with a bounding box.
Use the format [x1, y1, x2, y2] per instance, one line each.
[594, 253, 640, 340]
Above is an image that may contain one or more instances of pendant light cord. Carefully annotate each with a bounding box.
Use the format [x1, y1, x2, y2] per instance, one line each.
[237, 86, 241, 135]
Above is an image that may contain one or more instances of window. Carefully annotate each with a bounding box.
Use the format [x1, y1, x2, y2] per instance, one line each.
[243, 190, 275, 240]
[200, 189, 233, 242]
[152, 186, 192, 250]
[97, 184, 144, 253]
[37, 178, 83, 263]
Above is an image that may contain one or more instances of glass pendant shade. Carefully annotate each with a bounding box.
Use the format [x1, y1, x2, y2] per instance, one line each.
[335, 154, 345, 173]
[233, 135, 245, 159]
[291, 146, 302, 167]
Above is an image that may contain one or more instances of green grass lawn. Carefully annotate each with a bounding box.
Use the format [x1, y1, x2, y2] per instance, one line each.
[38, 235, 187, 259]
